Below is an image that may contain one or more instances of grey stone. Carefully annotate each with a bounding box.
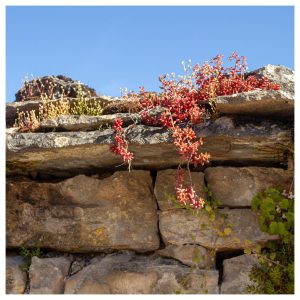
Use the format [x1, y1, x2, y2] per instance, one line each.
[6, 256, 27, 294]
[154, 169, 206, 210]
[221, 254, 259, 294]
[7, 118, 291, 177]
[6, 171, 159, 253]
[64, 253, 219, 294]
[157, 244, 215, 269]
[29, 256, 71, 294]
[205, 167, 293, 207]
[159, 209, 278, 251]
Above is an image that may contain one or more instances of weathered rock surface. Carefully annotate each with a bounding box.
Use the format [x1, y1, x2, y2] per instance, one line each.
[64, 253, 219, 294]
[6, 256, 27, 294]
[205, 167, 293, 207]
[220, 254, 259, 294]
[29, 256, 71, 294]
[157, 244, 215, 269]
[159, 209, 278, 251]
[7, 118, 292, 177]
[38, 113, 140, 132]
[15, 75, 97, 102]
[6, 171, 159, 252]
[215, 89, 293, 118]
[154, 169, 206, 210]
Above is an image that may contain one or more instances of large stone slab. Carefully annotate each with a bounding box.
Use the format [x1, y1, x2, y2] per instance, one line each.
[29, 257, 71, 294]
[38, 113, 140, 132]
[7, 118, 292, 177]
[6, 171, 159, 252]
[154, 169, 206, 210]
[205, 167, 293, 207]
[159, 209, 278, 251]
[6, 256, 27, 294]
[64, 253, 219, 294]
[220, 254, 259, 294]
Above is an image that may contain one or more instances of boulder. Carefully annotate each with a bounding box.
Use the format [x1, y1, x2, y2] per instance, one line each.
[205, 167, 293, 207]
[6, 256, 27, 294]
[64, 253, 219, 294]
[159, 209, 278, 251]
[6, 171, 159, 252]
[157, 244, 215, 269]
[15, 75, 97, 102]
[7, 118, 292, 177]
[29, 256, 71, 294]
[154, 169, 206, 210]
[220, 254, 259, 294]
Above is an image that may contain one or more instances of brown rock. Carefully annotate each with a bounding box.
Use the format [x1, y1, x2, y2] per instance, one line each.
[205, 167, 293, 207]
[65, 253, 219, 294]
[6, 171, 159, 252]
[159, 209, 278, 251]
[102, 99, 141, 114]
[157, 244, 215, 269]
[29, 256, 71, 294]
[220, 254, 259, 294]
[6, 256, 27, 294]
[154, 169, 206, 210]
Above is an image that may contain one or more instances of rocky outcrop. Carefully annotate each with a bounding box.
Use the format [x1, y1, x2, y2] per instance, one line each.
[15, 75, 97, 102]
[6, 171, 159, 252]
[7, 118, 292, 177]
[159, 209, 278, 251]
[64, 253, 219, 294]
[220, 254, 259, 294]
[29, 256, 71, 294]
[205, 167, 293, 207]
[6, 256, 27, 294]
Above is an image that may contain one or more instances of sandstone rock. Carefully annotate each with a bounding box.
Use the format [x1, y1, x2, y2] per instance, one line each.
[15, 75, 97, 102]
[29, 256, 71, 294]
[6, 256, 27, 294]
[159, 209, 278, 251]
[205, 167, 293, 207]
[220, 254, 259, 294]
[64, 253, 219, 294]
[102, 99, 141, 114]
[38, 113, 140, 132]
[157, 244, 215, 269]
[215, 89, 293, 118]
[154, 169, 206, 210]
[6, 171, 159, 252]
[7, 118, 291, 177]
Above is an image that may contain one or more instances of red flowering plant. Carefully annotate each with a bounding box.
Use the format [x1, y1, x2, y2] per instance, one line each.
[110, 53, 280, 209]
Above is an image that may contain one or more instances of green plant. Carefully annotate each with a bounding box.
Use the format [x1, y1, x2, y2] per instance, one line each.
[246, 188, 294, 294]
[20, 246, 43, 258]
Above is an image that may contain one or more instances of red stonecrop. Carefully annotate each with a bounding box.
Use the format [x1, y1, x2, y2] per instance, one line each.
[111, 53, 281, 209]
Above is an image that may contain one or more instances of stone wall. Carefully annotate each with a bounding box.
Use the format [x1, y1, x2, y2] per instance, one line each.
[6, 65, 294, 294]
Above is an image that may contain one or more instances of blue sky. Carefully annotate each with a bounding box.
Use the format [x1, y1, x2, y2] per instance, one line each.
[6, 6, 294, 101]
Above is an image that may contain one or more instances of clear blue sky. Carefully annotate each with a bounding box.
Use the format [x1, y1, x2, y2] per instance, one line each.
[6, 6, 294, 102]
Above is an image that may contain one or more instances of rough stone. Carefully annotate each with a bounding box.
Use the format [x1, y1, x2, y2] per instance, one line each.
[7, 118, 292, 177]
[157, 244, 215, 269]
[220, 254, 259, 294]
[64, 253, 219, 294]
[205, 167, 293, 207]
[29, 256, 71, 294]
[6, 256, 27, 294]
[38, 113, 140, 132]
[159, 209, 278, 251]
[102, 99, 141, 114]
[154, 169, 206, 210]
[215, 89, 293, 118]
[15, 75, 97, 102]
[6, 171, 159, 252]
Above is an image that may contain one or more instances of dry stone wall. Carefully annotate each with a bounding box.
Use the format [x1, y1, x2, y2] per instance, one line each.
[6, 65, 294, 294]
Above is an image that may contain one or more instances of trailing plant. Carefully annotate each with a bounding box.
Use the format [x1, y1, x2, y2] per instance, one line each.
[111, 52, 280, 209]
[245, 188, 294, 294]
